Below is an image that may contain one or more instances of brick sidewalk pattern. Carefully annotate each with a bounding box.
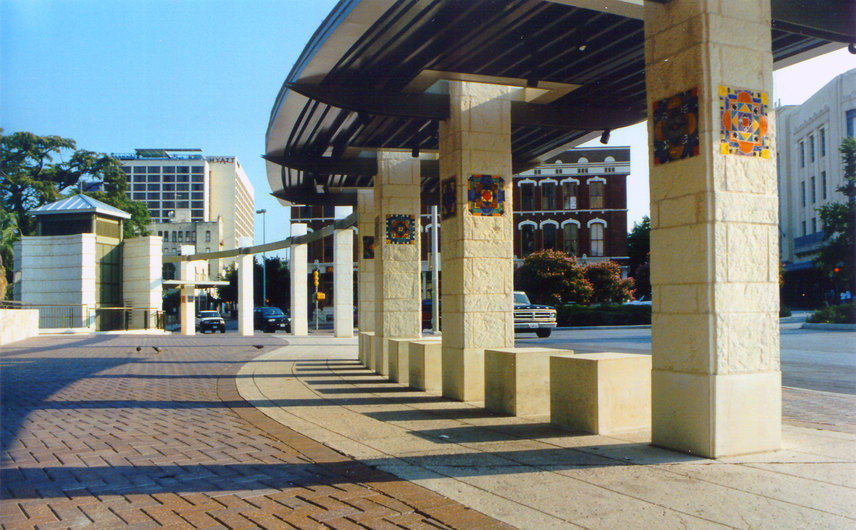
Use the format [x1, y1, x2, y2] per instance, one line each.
[1, 335, 513, 530]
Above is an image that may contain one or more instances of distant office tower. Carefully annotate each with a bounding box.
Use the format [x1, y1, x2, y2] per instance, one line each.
[777, 68, 855, 307]
[114, 148, 254, 277]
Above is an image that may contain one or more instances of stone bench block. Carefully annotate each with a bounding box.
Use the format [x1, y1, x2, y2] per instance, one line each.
[485, 348, 574, 417]
[408, 338, 442, 392]
[551, 353, 651, 435]
[388, 338, 414, 385]
[359, 331, 374, 366]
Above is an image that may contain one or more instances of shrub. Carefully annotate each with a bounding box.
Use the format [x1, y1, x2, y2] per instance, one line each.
[807, 302, 856, 324]
[584, 261, 634, 304]
[557, 304, 651, 327]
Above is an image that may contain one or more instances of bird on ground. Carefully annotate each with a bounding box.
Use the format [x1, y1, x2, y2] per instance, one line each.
[253, 345, 264, 350]
[136, 346, 142, 352]
[153, 347, 163, 354]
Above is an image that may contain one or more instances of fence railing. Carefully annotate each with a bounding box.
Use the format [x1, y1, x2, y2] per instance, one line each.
[0, 302, 164, 331]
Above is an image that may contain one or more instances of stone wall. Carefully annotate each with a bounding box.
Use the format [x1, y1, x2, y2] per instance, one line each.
[0, 308, 39, 346]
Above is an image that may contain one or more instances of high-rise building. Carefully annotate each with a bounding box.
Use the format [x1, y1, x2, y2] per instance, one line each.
[114, 148, 254, 277]
[777, 69, 855, 307]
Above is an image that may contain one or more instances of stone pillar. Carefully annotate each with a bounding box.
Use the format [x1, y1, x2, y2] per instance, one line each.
[374, 151, 422, 377]
[438, 81, 514, 402]
[357, 190, 376, 364]
[179, 260, 195, 336]
[290, 223, 309, 336]
[237, 253, 253, 336]
[333, 227, 354, 338]
[644, 0, 780, 458]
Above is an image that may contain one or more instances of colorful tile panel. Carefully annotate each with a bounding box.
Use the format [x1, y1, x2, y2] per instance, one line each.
[362, 236, 374, 259]
[386, 214, 415, 244]
[653, 88, 699, 165]
[468, 175, 505, 216]
[441, 177, 457, 219]
[719, 86, 769, 158]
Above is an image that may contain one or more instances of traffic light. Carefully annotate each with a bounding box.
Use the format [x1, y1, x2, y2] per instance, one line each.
[313, 269, 319, 287]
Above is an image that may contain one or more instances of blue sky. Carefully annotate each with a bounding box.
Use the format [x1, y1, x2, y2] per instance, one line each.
[3, 0, 855, 254]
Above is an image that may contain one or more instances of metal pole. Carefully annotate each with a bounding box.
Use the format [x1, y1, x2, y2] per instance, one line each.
[430, 205, 440, 333]
[256, 209, 267, 306]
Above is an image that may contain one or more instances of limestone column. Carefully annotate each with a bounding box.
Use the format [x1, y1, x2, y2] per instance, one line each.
[333, 227, 354, 338]
[439, 81, 514, 402]
[237, 253, 253, 336]
[290, 223, 309, 335]
[357, 190, 376, 365]
[644, 0, 780, 457]
[179, 260, 195, 336]
[374, 151, 422, 377]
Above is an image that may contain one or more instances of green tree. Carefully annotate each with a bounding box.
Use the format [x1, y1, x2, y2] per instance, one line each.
[0, 209, 20, 299]
[627, 216, 650, 281]
[815, 137, 856, 296]
[514, 249, 592, 306]
[584, 260, 635, 304]
[217, 256, 291, 309]
[1, 131, 149, 238]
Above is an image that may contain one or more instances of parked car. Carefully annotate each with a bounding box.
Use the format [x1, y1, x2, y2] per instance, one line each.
[254, 306, 291, 333]
[513, 291, 557, 338]
[421, 299, 441, 331]
[624, 295, 652, 306]
[196, 310, 225, 333]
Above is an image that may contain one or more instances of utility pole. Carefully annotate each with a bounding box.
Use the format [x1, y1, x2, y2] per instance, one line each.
[256, 209, 266, 306]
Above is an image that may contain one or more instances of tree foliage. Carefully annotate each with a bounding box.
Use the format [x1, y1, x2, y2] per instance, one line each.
[514, 250, 592, 306]
[815, 137, 856, 295]
[217, 256, 291, 309]
[0, 209, 19, 299]
[583, 260, 635, 304]
[627, 216, 650, 279]
[1, 131, 149, 238]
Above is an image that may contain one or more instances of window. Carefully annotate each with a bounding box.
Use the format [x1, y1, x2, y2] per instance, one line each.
[578, 168, 589, 174]
[147, 183, 159, 191]
[178, 231, 183, 242]
[811, 218, 817, 234]
[589, 180, 604, 209]
[822, 171, 827, 200]
[162, 201, 175, 209]
[563, 223, 578, 256]
[323, 205, 335, 218]
[206, 248, 210, 253]
[148, 166, 159, 174]
[163, 184, 175, 192]
[146, 201, 158, 209]
[604, 167, 615, 173]
[206, 230, 211, 242]
[522, 224, 535, 256]
[809, 135, 815, 163]
[801, 221, 806, 237]
[163, 174, 175, 183]
[562, 182, 577, 209]
[177, 176, 189, 184]
[542, 183, 556, 210]
[191, 174, 203, 183]
[811, 176, 816, 204]
[158, 231, 163, 237]
[534, 169, 541, 175]
[191, 232, 196, 242]
[178, 201, 189, 209]
[543, 223, 557, 250]
[191, 192, 203, 200]
[171, 231, 177, 242]
[799, 141, 805, 167]
[133, 183, 146, 191]
[133, 193, 145, 200]
[192, 166, 204, 174]
[800, 181, 806, 207]
[133, 166, 145, 174]
[590, 223, 604, 257]
[191, 184, 203, 191]
[147, 193, 160, 200]
[177, 167, 189, 174]
[555, 169, 562, 175]
[521, 184, 534, 210]
[820, 129, 826, 157]
[147, 174, 159, 182]
[191, 201, 204, 209]
[163, 166, 175, 174]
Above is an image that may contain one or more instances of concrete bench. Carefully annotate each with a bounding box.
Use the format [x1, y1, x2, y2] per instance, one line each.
[358, 331, 374, 366]
[408, 337, 442, 392]
[550, 353, 651, 435]
[484, 348, 574, 416]
[388, 338, 414, 385]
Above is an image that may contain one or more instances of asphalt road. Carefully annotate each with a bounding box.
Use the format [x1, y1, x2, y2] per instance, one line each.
[515, 315, 856, 396]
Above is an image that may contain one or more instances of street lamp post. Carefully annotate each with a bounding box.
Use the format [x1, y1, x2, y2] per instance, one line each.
[256, 209, 266, 306]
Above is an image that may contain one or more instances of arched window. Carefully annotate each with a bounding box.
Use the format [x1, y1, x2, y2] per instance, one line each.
[542, 182, 556, 210]
[563, 223, 578, 256]
[522, 224, 536, 256]
[542, 223, 557, 250]
[206, 230, 211, 242]
[590, 223, 605, 257]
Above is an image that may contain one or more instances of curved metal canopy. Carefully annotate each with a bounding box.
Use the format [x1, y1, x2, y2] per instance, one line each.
[265, 0, 855, 207]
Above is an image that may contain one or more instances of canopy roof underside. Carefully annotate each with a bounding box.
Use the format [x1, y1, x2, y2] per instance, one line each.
[265, 0, 856, 207]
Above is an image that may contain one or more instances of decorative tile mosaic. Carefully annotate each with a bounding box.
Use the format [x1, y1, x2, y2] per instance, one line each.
[719, 86, 769, 158]
[653, 88, 699, 165]
[468, 175, 505, 216]
[441, 177, 457, 219]
[362, 236, 374, 259]
[386, 214, 415, 244]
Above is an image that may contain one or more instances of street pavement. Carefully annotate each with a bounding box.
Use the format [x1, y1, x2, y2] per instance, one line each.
[2, 331, 855, 529]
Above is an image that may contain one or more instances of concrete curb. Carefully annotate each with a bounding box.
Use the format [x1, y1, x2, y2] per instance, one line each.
[801, 322, 856, 331]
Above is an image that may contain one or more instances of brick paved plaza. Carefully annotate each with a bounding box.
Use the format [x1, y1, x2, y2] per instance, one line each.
[1, 335, 511, 530]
